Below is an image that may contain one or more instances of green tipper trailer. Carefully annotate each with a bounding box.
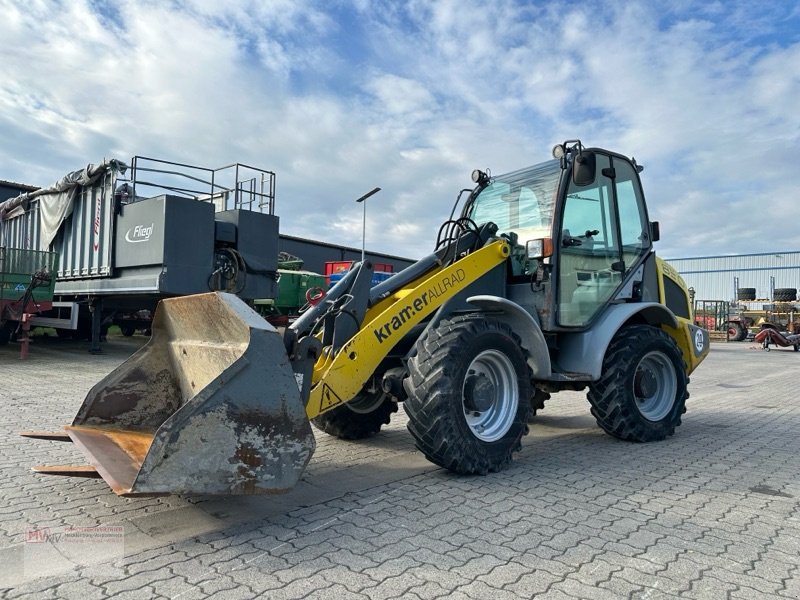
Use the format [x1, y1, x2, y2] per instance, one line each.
[0, 247, 57, 345]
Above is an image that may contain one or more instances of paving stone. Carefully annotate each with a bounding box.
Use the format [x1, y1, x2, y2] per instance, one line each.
[597, 573, 645, 598]
[551, 576, 622, 600]
[3, 342, 800, 599]
[504, 569, 563, 596]
[360, 572, 427, 599]
[456, 579, 530, 600]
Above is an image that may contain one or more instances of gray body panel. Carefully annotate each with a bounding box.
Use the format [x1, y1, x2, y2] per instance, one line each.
[555, 302, 679, 381]
[115, 195, 216, 295]
[466, 295, 552, 380]
[56, 180, 115, 279]
[214, 209, 280, 300]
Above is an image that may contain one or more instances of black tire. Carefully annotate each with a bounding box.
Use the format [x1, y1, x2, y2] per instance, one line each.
[737, 288, 756, 301]
[311, 390, 398, 440]
[529, 389, 550, 419]
[404, 315, 532, 475]
[587, 326, 688, 442]
[120, 324, 136, 337]
[0, 321, 13, 346]
[724, 321, 747, 342]
[774, 288, 797, 302]
[55, 328, 74, 339]
[74, 317, 93, 341]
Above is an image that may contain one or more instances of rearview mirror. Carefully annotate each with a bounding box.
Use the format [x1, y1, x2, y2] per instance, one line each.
[572, 151, 596, 187]
[650, 221, 660, 242]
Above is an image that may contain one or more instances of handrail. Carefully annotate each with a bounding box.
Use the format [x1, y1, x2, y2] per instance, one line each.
[123, 156, 276, 214]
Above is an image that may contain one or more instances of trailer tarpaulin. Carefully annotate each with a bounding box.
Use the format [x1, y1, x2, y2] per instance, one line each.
[0, 159, 127, 249]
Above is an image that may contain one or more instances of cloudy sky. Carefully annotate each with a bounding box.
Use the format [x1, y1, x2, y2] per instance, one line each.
[2, 0, 799, 260]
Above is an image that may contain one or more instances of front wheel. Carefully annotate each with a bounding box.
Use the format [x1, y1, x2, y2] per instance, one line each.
[404, 315, 532, 474]
[588, 326, 688, 442]
[311, 389, 398, 440]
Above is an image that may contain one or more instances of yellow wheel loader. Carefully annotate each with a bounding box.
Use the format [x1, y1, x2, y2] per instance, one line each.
[25, 140, 710, 495]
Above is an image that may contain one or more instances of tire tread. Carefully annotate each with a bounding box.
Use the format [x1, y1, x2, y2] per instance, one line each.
[404, 315, 531, 474]
[587, 326, 688, 442]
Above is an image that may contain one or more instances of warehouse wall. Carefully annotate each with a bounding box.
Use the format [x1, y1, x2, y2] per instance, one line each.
[0, 180, 38, 202]
[667, 251, 800, 301]
[279, 234, 414, 275]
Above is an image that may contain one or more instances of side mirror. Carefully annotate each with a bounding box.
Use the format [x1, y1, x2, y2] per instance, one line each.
[650, 221, 660, 242]
[572, 151, 596, 186]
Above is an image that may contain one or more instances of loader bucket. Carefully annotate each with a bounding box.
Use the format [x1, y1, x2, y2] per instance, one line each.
[54, 292, 315, 496]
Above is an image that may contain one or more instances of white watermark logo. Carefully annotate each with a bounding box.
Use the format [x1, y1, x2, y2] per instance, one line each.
[24, 525, 125, 580]
[125, 223, 155, 243]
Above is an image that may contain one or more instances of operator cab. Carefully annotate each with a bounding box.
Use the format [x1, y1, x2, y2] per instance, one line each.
[464, 141, 657, 330]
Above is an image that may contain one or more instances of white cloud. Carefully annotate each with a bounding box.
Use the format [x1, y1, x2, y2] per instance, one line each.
[366, 74, 434, 117]
[1, 0, 799, 261]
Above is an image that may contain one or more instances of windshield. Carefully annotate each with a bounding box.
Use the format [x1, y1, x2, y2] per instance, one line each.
[467, 159, 562, 242]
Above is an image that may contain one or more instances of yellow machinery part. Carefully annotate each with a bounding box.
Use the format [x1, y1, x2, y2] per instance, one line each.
[662, 317, 707, 375]
[655, 257, 708, 374]
[306, 240, 511, 419]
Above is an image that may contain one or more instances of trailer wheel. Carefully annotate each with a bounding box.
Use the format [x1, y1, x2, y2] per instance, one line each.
[725, 321, 747, 342]
[588, 326, 688, 442]
[311, 390, 398, 440]
[0, 321, 13, 346]
[404, 315, 532, 475]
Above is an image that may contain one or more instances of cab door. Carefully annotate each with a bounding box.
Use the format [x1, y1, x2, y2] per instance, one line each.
[557, 152, 651, 327]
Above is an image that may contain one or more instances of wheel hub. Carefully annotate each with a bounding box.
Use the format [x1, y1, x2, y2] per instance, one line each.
[461, 349, 520, 442]
[634, 369, 657, 398]
[633, 351, 678, 421]
[463, 373, 496, 412]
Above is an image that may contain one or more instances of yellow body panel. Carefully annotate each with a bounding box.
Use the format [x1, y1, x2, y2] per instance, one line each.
[306, 240, 511, 419]
[662, 317, 706, 375]
[655, 257, 709, 375]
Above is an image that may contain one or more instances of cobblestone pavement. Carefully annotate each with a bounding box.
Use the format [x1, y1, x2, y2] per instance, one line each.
[1, 336, 798, 599]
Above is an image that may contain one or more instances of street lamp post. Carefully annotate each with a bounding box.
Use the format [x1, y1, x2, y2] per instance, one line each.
[355, 187, 381, 263]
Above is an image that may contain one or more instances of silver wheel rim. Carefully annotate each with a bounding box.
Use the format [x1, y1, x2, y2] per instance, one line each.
[633, 351, 677, 421]
[347, 392, 385, 414]
[462, 349, 519, 442]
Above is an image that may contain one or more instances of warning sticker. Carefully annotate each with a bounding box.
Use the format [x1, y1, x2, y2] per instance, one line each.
[320, 384, 344, 412]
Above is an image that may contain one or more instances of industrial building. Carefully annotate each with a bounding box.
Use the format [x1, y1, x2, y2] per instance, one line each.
[667, 251, 800, 302]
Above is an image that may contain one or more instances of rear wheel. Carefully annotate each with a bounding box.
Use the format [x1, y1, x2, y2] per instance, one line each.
[725, 321, 746, 342]
[311, 389, 397, 440]
[404, 316, 532, 474]
[588, 326, 688, 442]
[528, 389, 550, 420]
[120, 324, 136, 337]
